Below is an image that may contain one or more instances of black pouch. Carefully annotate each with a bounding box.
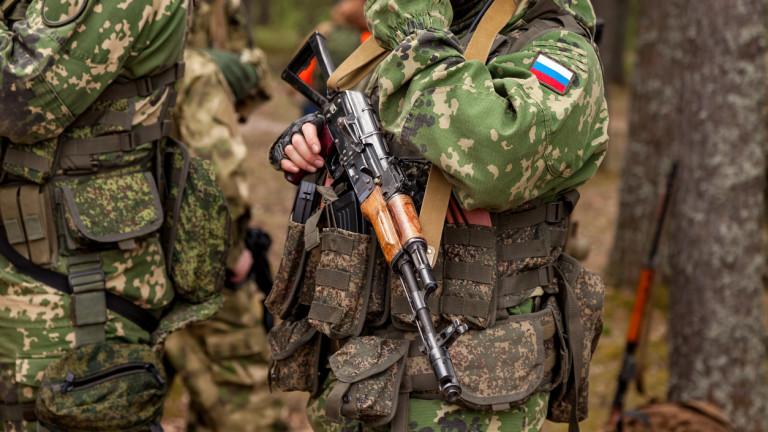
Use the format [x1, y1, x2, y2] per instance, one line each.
[547, 255, 605, 423]
[308, 228, 374, 339]
[268, 318, 323, 396]
[36, 343, 167, 432]
[326, 336, 409, 426]
[266, 220, 308, 318]
[440, 224, 498, 329]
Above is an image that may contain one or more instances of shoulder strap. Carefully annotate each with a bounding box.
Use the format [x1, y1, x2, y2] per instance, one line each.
[325, 0, 519, 265]
[0, 228, 159, 334]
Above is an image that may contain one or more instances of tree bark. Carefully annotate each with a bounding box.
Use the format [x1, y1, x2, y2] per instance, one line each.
[606, 0, 677, 288]
[664, 1, 768, 430]
[611, 0, 768, 429]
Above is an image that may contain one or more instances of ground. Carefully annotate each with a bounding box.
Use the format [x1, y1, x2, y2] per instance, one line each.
[162, 79, 672, 431]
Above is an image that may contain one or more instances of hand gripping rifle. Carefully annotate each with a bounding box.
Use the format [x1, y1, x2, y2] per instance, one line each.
[282, 33, 467, 402]
[606, 162, 678, 430]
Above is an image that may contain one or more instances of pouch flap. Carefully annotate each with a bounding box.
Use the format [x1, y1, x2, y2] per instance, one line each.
[60, 172, 163, 243]
[268, 319, 318, 361]
[330, 337, 409, 383]
[452, 306, 556, 408]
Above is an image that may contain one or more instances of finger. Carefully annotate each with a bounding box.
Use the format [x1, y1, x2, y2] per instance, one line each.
[292, 133, 324, 168]
[280, 158, 301, 173]
[301, 123, 322, 154]
[284, 144, 316, 173]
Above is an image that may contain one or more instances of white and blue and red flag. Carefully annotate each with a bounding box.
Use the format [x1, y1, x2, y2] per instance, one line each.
[530, 53, 575, 95]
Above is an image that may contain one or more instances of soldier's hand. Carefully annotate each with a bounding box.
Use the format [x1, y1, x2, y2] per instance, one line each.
[281, 122, 326, 174]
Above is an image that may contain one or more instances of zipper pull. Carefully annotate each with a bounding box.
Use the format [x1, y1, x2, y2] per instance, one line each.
[61, 371, 75, 394]
[145, 364, 165, 386]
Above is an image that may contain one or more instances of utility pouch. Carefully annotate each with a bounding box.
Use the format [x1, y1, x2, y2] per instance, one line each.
[2, 140, 58, 184]
[36, 343, 167, 432]
[56, 171, 164, 251]
[268, 318, 323, 395]
[547, 255, 605, 423]
[405, 300, 560, 411]
[326, 336, 409, 426]
[0, 184, 57, 267]
[266, 220, 308, 319]
[308, 228, 373, 339]
[441, 224, 498, 329]
[163, 139, 229, 303]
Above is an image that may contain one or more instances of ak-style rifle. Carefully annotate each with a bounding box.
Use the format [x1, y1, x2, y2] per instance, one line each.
[607, 162, 678, 430]
[282, 33, 467, 402]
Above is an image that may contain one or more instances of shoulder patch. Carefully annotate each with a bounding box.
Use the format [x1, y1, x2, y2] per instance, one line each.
[42, 0, 89, 28]
[530, 53, 575, 95]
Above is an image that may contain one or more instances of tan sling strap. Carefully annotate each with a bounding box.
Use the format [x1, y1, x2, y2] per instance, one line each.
[326, 36, 388, 92]
[326, 0, 519, 265]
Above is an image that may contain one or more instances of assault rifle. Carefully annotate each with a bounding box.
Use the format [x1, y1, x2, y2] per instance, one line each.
[282, 33, 467, 402]
[606, 162, 678, 431]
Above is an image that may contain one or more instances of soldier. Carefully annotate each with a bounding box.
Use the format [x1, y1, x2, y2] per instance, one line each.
[164, 47, 287, 431]
[269, 0, 607, 431]
[0, 0, 229, 431]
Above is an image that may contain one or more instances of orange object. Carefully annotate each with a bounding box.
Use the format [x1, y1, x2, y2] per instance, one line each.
[299, 58, 318, 86]
[627, 268, 654, 343]
[360, 31, 371, 43]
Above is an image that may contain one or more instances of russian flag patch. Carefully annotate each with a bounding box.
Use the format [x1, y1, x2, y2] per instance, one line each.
[530, 53, 575, 95]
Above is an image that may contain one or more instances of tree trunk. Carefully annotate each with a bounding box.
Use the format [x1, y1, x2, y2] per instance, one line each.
[611, 0, 768, 429]
[257, 0, 270, 25]
[592, 0, 628, 85]
[664, 1, 768, 430]
[606, 0, 677, 288]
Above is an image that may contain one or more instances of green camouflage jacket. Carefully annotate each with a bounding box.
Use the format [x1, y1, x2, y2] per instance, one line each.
[368, 0, 608, 211]
[0, 1, 203, 429]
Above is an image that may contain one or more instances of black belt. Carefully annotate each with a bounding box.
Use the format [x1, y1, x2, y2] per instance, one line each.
[0, 229, 159, 334]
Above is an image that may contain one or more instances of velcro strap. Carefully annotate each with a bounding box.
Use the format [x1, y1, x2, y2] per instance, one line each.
[2, 147, 50, 173]
[324, 381, 352, 423]
[498, 265, 555, 309]
[308, 302, 344, 325]
[99, 63, 186, 100]
[315, 268, 351, 290]
[444, 262, 494, 284]
[0, 402, 36, 422]
[68, 253, 106, 346]
[440, 296, 491, 318]
[0, 186, 25, 248]
[321, 233, 355, 255]
[500, 239, 549, 260]
[443, 227, 495, 248]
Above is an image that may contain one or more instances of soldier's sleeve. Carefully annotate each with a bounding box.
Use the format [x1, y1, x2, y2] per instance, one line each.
[373, 29, 609, 211]
[0, 0, 188, 144]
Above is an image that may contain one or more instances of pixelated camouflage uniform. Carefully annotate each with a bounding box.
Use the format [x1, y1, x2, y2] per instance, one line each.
[0, 0, 225, 430]
[270, 0, 607, 430]
[165, 48, 286, 432]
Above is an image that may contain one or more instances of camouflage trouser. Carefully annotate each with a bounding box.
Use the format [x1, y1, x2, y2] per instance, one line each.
[165, 285, 287, 432]
[307, 377, 549, 432]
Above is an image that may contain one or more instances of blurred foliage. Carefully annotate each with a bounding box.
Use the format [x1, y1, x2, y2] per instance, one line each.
[251, 0, 336, 66]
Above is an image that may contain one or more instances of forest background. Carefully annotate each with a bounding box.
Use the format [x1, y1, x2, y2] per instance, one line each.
[164, 1, 768, 431]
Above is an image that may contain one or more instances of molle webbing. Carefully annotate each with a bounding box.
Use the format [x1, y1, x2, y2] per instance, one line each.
[58, 121, 174, 173]
[0, 228, 159, 334]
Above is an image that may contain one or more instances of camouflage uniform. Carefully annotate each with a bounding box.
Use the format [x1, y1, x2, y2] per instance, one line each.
[0, 1, 227, 431]
[188, 0, 251, 51]
[269, 0, 607, 431]
[165, 47, 285, 432]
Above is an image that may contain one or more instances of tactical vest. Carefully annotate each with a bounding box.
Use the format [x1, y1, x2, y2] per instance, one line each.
[0, 1, 229, 428]
[266, 1, 605, 431]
